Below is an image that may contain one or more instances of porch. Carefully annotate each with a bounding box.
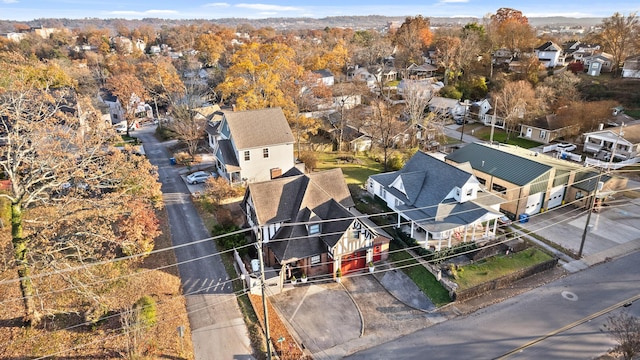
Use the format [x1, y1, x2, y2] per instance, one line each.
[399, 218, 500, 251]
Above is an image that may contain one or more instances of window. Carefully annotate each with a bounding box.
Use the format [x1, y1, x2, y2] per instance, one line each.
[575, 191, 584, 200]
[466, 188, 473, 197]
[113, 114, 119, 120]
[263, 148, 269, 158]
[244, 150, 250, 161]
[492, 183, 507, 194]
[477, 177, 486, 185]
[309, 224, 320, 234]
[311, 255, 320, 265]
[540, 130, 546, 139]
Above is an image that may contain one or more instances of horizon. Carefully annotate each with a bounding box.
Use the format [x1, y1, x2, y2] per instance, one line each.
[1, 1, 638, 22]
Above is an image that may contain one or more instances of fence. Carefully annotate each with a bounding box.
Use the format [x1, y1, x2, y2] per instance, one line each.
[584, 157, 640, 170]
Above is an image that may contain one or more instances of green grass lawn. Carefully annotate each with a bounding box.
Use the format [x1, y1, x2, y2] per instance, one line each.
[455, 248, 553, 290]
[315, 152, 385, 185]
[388, 246, 451, 307]
[624, 109, 640, 119]
[471, 127, 542, 149]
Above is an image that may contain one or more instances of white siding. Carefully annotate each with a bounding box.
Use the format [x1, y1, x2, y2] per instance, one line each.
[238, 143, 295, 183]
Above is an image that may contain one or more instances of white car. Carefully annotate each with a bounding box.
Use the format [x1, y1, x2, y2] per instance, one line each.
[186, 171, 214, 184]
[556, 142, 576, 152]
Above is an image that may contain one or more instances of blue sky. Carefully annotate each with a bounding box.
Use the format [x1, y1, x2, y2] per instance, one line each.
[1, 1, 638, 21]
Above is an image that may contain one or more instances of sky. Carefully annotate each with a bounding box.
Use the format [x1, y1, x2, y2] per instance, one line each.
[0, 0, 638, 22]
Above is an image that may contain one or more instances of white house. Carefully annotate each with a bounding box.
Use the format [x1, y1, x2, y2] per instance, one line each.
[582, 123, 640, 162]
[367, 151, 504, 251]
[428, 96, 468, 120]
[205, 107, 296, 184]
[622, 55, 640, 78]
[534, 41, 566, 68]
[313, 69, 335, 86]
[583, 53, 615, 74]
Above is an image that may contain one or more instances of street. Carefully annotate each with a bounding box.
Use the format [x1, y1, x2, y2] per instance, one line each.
[135, 125, 253, 360]
[346, 251, 640, 360]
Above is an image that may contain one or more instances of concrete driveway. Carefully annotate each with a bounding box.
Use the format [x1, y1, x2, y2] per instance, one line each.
[269, 267, 447, 360]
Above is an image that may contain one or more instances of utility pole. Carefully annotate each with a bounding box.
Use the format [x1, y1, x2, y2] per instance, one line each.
[255, 227, 272, 360]
[490, 97, 498, 145]
[459, 99, 471, 142]
[578, 125, 624, 257]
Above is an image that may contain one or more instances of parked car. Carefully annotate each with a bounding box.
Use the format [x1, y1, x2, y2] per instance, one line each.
[186, 171, 215, 184]
[556, 142, 576, 152]
[114, 122, 137, 134]
[497, 215, 512, 226]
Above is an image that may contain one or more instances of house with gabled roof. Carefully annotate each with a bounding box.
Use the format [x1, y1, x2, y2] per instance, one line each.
[367, 151, 504, 251]
[313, 69, 335, 86]
[444, 142, 628, 217]
[535, 41, 566, 68]
[242, 168, 390, 282]
[519, 114, 577, 144]
[205, 107, 295, 184]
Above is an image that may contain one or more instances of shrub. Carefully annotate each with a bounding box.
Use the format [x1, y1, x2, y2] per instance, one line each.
[298, 151, 318, 171]
[134, 295, 157, 327]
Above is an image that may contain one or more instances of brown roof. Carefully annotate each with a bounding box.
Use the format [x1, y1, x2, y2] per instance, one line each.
[223, 107, 294, 149]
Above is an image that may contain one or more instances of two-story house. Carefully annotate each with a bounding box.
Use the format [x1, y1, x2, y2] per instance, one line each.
[445, 142, 628, 217]
[582, 123, 640, 162]
[205, 107, 295, 184]
[367, 151, 504, 251]
[535, 41, 566, 68]
[242, 168, 390, 282]
[428, 96, 469, 121]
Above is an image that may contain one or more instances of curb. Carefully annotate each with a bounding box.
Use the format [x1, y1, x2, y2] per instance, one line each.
[339, 280, 366, 337]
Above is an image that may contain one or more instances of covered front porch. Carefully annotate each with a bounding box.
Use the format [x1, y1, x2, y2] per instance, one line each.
[398, 215, 501, 251]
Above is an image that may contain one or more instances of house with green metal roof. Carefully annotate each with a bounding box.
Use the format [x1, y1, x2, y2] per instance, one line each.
[366, 151, 504, 251]
[445, 143, 628, 217]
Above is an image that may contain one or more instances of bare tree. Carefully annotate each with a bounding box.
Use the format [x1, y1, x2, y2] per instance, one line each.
[604, 311, 640, 360]
[369, 99, 405, 171]
[491, 80, 541, 140]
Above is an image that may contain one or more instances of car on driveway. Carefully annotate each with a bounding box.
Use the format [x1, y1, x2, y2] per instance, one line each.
[556, 142, 576, 152]
[498, 215, 512, 226]
[186, 171, 214, 184]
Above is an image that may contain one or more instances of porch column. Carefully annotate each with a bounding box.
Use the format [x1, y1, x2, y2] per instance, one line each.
[493, 219, 498, 234]
[437, 237, 442, 251]
[464, 225, 469, 241]
[447, 233, 452, 248]
[410, 221, 415, 238]
[397, 214, 401, 228]
[484, 222, 489, 238]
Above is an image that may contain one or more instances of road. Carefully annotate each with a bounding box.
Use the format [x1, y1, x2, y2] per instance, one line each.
[135, 125, 253, 360]
[346, 251, 640, 360]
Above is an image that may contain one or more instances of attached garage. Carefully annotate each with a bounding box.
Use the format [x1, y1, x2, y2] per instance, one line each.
[546, 185, 565, 209]
[525, 192, 544, 215]
[340, 251, 366, 274]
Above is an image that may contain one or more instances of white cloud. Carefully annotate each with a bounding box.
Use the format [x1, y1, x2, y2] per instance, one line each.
[235, 3, 303, 12]
[2, 0, 19, 3]
[203, 2, 230, 8]
[109, 9, 179, 16]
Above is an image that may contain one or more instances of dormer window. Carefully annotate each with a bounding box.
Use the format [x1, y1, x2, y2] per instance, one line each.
[309, 224, 320, 234]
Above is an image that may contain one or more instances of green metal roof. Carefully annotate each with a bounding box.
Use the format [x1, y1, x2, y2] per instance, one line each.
[445, 143, 552, 186]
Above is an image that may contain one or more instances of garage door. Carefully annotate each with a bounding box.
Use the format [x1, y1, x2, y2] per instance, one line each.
[341, 251, 366, 274]
[546, 185, 565, 209]
[525, 192, 544, 215]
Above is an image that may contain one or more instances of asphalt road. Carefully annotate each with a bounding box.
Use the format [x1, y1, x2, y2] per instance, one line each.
[135, 125, 253, 360]
[345, 251, 640, 360]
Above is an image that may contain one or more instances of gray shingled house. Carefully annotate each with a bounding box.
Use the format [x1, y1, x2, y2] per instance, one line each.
[205, 107, 296, 184]
[367, 151, 504, 251]
[242, 168, 390, 283]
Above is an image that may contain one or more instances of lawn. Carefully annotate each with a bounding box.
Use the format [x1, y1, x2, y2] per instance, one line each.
[624, 109, 640, 119]
[471, 127, 542, 149]
[315, 152, 385, 185]
[388, 245, 451, 307]
[455, 248, 553, 290]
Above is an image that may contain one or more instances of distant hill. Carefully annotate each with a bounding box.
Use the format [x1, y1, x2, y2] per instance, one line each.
[0, 15, 604, 33]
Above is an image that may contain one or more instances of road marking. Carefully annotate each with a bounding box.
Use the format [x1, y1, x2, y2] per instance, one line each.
[561, 290, 578, 301]
[494, 293, 640, 359]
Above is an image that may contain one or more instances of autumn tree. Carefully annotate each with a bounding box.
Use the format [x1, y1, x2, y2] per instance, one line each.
[0, 56, 162, 326]
[106, 72, 148, 136]
[352, 30, 393, 67]
[590, 12, 639, 77]
[166, 93, 208, 158]
[216, 42, 302, 119]
[393, 16, 433, 69]
[488, 8, 537, 63]
[555, 100, 619, 135]
[434, 35, 462, 86]
[535, 71, 582, 112]
[137, 56, 184, 119]
[195, 32, 225, 67]
[491, 80, 542, 140]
